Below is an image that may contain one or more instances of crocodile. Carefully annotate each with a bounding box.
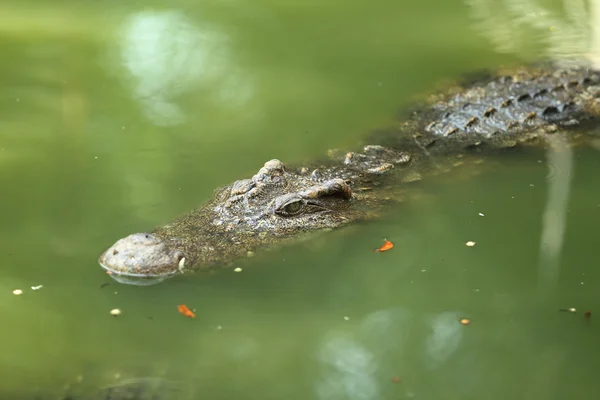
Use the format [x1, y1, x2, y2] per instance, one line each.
[99, 64, 600, 285]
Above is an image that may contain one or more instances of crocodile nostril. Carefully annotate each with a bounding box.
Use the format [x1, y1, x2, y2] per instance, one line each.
[145, 234, 150, 239]
[112, 250, 119, 256]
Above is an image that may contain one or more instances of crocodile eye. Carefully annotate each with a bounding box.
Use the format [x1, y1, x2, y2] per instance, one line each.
[278, 199, 305, 216]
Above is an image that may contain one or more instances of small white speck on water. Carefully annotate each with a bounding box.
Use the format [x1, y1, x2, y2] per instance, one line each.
[114, 291, 118, 295]
[377, 82, 383, 87]
[15, 98, 20, 102]
[234, 267, 243, 272]
[94, 156, 98, 159]
[537, 160, 543, 163]
[110, 308, 121, 316]
[581, 282, 584, 285]
[31, 285, 43, 291]
[529, 184, 535, 187]
[421, 269, 427, 272]
[12, 289, 23, 295]
[216, 325, 223, 330]
[466, 241, 476, 247]
[343, 316, 350, 321]
[478, 213, 485, 217]
[474, 289, 480, 292]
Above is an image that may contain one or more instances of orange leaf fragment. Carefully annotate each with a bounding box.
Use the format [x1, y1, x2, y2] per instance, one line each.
[177, 304, 195, 318]
[373, 239, 394, 252]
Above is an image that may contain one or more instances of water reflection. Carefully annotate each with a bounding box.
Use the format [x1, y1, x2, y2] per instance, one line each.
[424, 311, 463, 368]
[317, 334, 380, 400]
[538, 135, 574, 283]
[118, 10, 254, 126]
[465, 0, 600, 64]
[464, 0, 588, 286]
[316, 308, 413, 400]
[316, 308, 469, 399]
[358, 308, 412, 358]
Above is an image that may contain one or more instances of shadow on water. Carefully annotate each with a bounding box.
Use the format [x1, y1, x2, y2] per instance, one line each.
[2, 0, 600, 399]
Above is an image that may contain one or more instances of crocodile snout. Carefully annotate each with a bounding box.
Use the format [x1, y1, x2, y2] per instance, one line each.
[98, 233, 184, 285]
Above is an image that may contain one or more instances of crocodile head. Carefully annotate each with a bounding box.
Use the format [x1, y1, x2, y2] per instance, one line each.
[98, 233, 185, 285]
[99, 159, 366, 285]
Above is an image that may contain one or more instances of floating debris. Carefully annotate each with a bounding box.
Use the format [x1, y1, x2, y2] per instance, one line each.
[478, 213, 485, 217]
[585, 311, 592, 319]
[31, 285, 43, 291]
[559, 308, 577, 313]
[392, 376, 401, 383]
[110, 308, 122, 316]
[459, 318, 471, 325]
[177, 304, 195, 318]
[343, 316, 350, 321]
[12, 289, 23, 296]
[465, 241, 476, 247]
[373, 239, 394, 252]
[233, 267, 243, 272]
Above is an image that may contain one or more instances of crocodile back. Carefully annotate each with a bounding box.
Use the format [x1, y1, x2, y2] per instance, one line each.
[424, 67, 600, 137]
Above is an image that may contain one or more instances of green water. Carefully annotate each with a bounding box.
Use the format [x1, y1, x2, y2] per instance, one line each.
[1, 0, 600, 399]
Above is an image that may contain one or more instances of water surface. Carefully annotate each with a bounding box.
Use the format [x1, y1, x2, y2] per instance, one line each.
[1, 0, 599, 399]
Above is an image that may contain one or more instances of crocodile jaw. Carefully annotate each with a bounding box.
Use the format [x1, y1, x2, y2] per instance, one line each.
[98, 233, 185, 286]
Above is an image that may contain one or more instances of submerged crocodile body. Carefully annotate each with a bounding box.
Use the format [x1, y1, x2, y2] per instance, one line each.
[99, 64, 600, 285]
[21, 376, 184, 400]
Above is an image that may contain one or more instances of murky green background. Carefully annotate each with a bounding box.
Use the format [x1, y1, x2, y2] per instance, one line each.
[1, 0, 600, 399]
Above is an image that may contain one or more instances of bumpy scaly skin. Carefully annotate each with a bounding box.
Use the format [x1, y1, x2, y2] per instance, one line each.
[99, 64, 600, 285]
[426, 67, 599, 136]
